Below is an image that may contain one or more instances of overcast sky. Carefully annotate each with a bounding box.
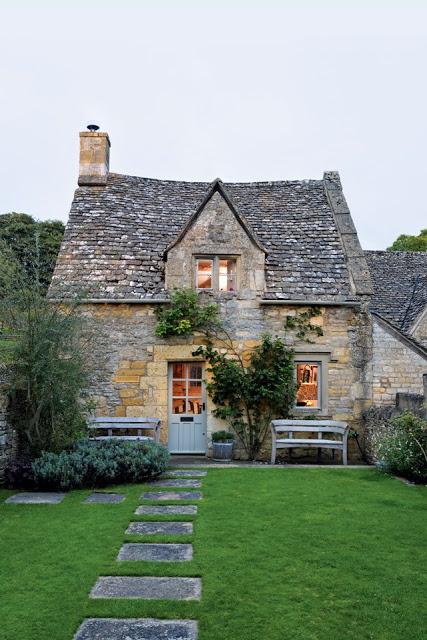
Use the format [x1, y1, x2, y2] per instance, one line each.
[0, 1, 426, 249]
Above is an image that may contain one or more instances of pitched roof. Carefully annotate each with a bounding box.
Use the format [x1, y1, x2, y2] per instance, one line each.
[50, 172, 364, 301]
[365, 250, 427, 332]
[164, 178, 267, 256]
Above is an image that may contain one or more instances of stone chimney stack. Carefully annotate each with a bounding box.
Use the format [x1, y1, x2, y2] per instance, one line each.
[78, 127, 110, 186]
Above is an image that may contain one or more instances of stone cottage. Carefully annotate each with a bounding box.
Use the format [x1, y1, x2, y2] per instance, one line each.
[48, 129, 427, 458]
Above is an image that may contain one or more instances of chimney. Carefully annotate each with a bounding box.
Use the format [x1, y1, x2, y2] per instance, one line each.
[78, 126, 110, 186]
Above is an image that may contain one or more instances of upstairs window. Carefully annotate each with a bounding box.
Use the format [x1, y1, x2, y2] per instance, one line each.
[196, 259, 213, 289]
[196, 257, 237, 292]
[219, 259, 236, 292]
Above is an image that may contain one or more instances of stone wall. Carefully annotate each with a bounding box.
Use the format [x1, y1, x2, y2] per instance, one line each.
[364, 377, 426, 462]
[412, 308, 427, 348]
[82, 299, 372, 460]
[0, 367, 14, 482]
[372, 318, 427, 405]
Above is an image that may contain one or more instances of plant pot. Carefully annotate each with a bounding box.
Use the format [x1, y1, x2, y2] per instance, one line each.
[212, 440, 234, 462]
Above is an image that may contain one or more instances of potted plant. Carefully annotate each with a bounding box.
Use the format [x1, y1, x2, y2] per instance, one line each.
[211, 430, 235, 462]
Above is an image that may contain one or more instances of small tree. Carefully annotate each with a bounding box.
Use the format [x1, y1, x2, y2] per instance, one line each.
[2, 279, 93, 457]
[194, 335, 296, 459]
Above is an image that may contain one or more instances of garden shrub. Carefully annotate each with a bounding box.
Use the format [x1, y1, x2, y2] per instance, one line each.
[371, 411, 427, 483]
[32, 439, 169, 491]
[4, 457, 35, 489]
[211, 430, 234, 442]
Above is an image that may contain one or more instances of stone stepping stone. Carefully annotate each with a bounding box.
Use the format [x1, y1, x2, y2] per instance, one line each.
[118, 543, 193, 561]
[90, 576, 201, 600]
[75, 618, 198, 639]
[84, 492, 125, 504]
[150, 479, 201, 488]
[5, 492, 65, 504]
[141, 491, 202, 501]
[135, 504, 198, 516]
[126, 521, 193, 536]
[168, 470, 207, 477]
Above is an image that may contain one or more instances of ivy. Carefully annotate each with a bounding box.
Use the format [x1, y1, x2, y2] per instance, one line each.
[284, 307, 323, 342]
[155, 289, 221, 338]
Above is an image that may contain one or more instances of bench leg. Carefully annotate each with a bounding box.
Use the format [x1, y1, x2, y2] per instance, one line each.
[271, 443, 276, 465]
[343, 445, 348, 465]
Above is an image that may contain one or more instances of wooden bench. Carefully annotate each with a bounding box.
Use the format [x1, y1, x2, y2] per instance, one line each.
[88, 417, 161, 444]
[270, 419, 350, 465]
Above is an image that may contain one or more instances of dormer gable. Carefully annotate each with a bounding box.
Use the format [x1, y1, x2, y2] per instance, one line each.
[164, 179, 266, 297]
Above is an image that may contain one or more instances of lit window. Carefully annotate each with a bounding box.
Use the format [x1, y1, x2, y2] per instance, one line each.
[219, 259, 236, 292]
[295, 363, 320, 409]
[197, 259, 213, 289]
[196, 256, 237, 292]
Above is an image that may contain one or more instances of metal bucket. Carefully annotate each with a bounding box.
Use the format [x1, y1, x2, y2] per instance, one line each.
[212, 440, 234, 462]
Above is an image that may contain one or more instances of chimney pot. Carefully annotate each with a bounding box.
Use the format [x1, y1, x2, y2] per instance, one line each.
[78, 130, 110, 186]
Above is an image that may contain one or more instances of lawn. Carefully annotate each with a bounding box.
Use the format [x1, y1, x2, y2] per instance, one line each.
[1, 469, 426, 640]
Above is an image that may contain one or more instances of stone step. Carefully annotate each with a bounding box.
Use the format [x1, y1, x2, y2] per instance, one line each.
[90, 576, 201, 600]
[141, 491, 202, 501]
[5, 492, 66, 504]
[135, 505, 198, 516]
[118, 543, 193, 562]
[126, 521, 193, 536]
[75, 618, 198, 639]
[167, 470, 207, 477]
[84, 492, 125, 504]
[150, 479, 201, 488]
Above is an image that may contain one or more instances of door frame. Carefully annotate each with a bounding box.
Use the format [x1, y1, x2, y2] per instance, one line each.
[167, 361, 208, 454]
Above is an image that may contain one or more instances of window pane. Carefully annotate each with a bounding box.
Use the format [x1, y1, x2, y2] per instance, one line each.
[187, 399, 202, 415]
[172, 363, 186, 379]
[295, 363, 319, 408]
[173, 398, 187, 414]
[188, 380, 202, 397]
[219, 259, 236, 292]
[189, 364, 202, 379]
[172, 380, 186, 396]
[197, 259, 213, 289]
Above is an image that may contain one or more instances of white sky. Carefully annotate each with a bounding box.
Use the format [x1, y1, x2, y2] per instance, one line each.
[0, 1, 426, 249]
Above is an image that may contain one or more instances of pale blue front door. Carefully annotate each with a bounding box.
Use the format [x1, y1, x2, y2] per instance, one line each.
[168, 362, 207, 454]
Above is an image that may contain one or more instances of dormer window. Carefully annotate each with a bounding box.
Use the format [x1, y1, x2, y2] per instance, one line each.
[196, 256, 237, 292]
[196, 259, 213, 289]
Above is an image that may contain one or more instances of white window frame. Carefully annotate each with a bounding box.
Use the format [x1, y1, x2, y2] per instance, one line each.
[195, 255, 238, 293]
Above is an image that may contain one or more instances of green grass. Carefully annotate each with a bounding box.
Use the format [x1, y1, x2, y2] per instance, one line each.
[1, 469, 426, 640]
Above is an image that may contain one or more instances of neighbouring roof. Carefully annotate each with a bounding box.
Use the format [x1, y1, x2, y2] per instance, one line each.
[50, 172, 365, 301]
[365, 250, 427, 332]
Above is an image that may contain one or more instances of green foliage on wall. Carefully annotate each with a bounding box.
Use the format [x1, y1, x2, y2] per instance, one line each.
[155, 288, 221, 338]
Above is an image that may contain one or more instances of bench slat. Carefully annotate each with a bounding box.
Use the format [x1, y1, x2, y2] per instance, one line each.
[270, 419, 349, 465]
[272, 425, 347, 435]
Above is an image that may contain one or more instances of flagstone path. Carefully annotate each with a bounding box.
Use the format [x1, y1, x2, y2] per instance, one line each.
[75, 618, 198, 640]
[5, 492, 66, 504]
[74, 468, 206, 638]
[141, 491, 202, 501]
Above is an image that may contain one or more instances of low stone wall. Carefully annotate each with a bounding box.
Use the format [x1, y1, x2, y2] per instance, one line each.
[364, 374, 426, 462]
[0, 367, 14, 483]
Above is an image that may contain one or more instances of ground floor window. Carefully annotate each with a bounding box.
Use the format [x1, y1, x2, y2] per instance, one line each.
[295, 362, 321, 409]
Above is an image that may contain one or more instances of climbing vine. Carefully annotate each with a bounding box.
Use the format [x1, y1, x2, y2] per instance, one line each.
[156, 290, 324, 460]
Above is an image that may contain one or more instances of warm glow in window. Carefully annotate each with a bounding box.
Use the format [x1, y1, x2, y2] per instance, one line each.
[219, 259, 236, 292]
[172, 362, 203, 415]
[295, 363, 320, 408]
[197, 259, 213, 289]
